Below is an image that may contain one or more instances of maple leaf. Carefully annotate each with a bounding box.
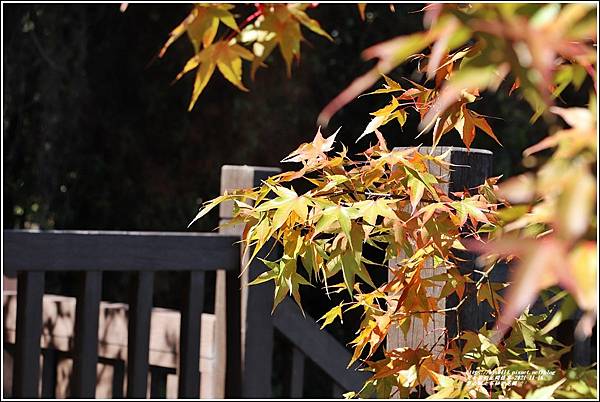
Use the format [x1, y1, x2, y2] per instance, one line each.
[317, 14, 471, 126]
[358, 95, 408, 143]
[242, 4, 332, 78]
[176, 40, 254, 110]
[281, 127, 339, 164]
[523, 106, 597, 158]
[317, 31, 434, 126]
[254, 257, 312, 313]
[340, 222, 375, 293]
[159, 4, 239, 57]
[287, 4, 333, 41]
[318, 302, 344, 329]
[450, 198, 491, 228]
[362, 74, 404, 96]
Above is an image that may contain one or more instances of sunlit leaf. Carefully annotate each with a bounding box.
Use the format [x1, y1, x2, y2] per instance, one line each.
[318, 303, 344, 329]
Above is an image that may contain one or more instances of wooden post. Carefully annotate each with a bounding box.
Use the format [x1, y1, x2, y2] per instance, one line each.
[126, 271, 154, 398]
[13, 271, 45, 398]
[178, 271, 205, 398]
[387, 147, 495, 375]
[215, 165, 281, 398]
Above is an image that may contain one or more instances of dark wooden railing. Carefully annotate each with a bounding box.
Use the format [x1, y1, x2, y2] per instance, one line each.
[3, 230, 242, 398]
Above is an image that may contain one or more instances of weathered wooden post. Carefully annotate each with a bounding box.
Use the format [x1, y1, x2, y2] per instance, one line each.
[387, 147, 496, 376]
[216, 165, 281, 398]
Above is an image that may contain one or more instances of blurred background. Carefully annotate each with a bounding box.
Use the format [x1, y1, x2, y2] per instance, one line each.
[2, 3, 591, 397]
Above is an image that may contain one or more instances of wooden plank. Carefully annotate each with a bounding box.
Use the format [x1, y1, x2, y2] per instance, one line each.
[240, 239, 278, 398]
[290, 347, 305, 398]
[273, 298, 370, 392]
[94, 356, 126, 398]
[218, 165, 281, 220]
[216, 225, 276, 398]
[71, 271, 102, 398]
[224, 268, 242, 398]
[178, 271, 205, 398]
[13, 271, 45, 398]
[217, 165, 280, 398]
[213, 270, 227, 399]
[2, 231, 239, 272]
[127, 271, 154, 398]
[446, 148, 496, 337]
[3, 273, 17, 290]
[387, 147, 451, 357]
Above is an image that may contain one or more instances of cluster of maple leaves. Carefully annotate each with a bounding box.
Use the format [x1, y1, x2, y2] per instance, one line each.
[176, 3, 596, 399]
[159, 3, 331, 110]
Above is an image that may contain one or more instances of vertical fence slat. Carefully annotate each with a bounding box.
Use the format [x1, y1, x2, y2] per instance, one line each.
[13, 271, 45, 398]
[41, 348, 58, 398]
[290, 347, 305, 398]
[224, 268, 242, 398]
[178, 270, 205, 398]
[72, 270, 102, 398]
[111, 359, 125, 398]
[127, 271, 154, 398]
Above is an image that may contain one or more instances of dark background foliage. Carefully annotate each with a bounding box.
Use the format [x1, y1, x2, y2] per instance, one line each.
[3, 3, 551, 234]
[4, 3, 584, 396]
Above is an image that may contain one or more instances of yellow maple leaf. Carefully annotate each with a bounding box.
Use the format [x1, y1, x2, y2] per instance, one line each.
[176, 41, 253, 110]
[242, 4, 332, 78]
[160, 4, 238, 57]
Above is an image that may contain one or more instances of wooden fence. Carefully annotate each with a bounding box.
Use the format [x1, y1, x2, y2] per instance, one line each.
[2, 165, 368, 399]
[3, 230, 243, 398]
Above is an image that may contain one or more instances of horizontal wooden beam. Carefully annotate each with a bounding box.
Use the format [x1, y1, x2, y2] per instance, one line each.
[3, 230, 240, 272]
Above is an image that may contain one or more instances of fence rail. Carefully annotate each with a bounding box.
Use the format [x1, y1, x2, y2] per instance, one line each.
[3, 230, 239, 272]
